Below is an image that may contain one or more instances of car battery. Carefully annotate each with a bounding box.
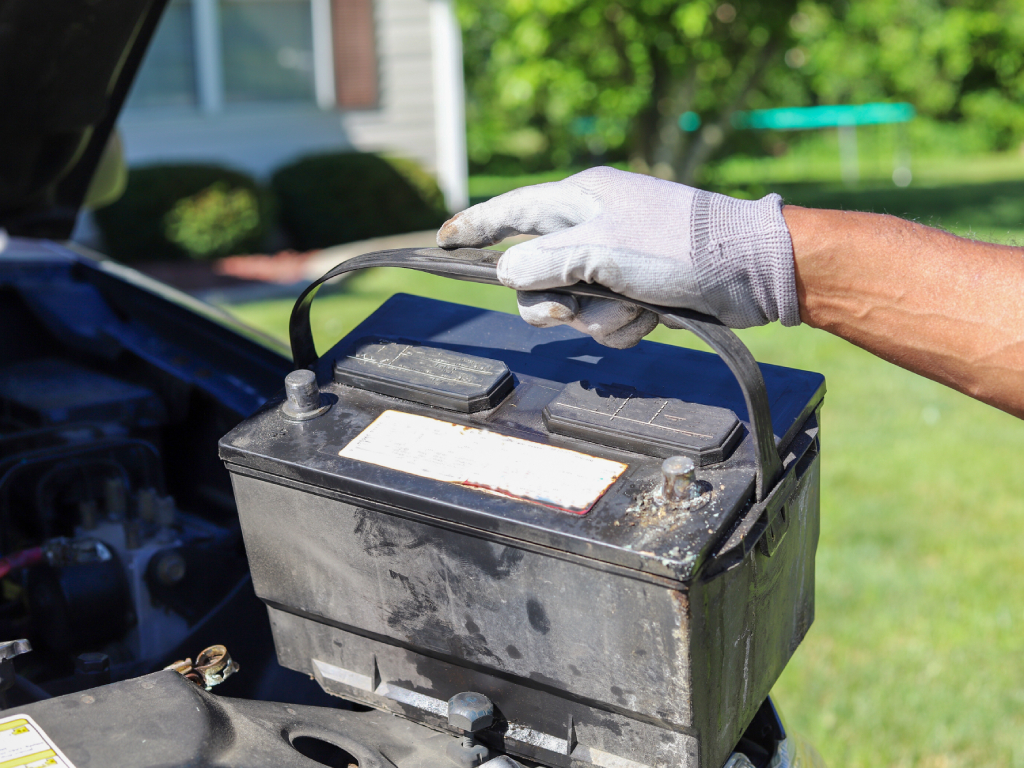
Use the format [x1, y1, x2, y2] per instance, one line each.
[219, 249, 824, 768]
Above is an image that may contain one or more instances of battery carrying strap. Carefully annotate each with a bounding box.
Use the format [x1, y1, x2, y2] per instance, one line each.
[288, 247, 782, 502]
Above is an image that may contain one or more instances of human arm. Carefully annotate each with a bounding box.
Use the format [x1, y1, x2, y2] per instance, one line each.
[785, 206, 1024, 418]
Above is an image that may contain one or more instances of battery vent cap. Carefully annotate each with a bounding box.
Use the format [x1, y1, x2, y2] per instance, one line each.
[334, 336, 513, 413]
[543, 380, 742, 465]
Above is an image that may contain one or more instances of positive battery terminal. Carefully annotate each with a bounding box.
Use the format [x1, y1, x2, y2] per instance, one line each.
[628, 456, 713, 516]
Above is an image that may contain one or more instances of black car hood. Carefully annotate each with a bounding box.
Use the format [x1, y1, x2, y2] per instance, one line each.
[0, 0, 168, 239]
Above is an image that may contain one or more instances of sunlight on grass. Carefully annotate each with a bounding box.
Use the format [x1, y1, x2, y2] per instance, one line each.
[225, 268, 1024, 768]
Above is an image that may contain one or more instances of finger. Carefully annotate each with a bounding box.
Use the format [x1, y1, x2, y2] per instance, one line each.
[566, 297, 656, 348]
[496, 221, 603, 292]
[516, 291, 659, 348]
[595, 309, 659, 349]
[516, 291, 579, 328]
[437, 180, 597, 248]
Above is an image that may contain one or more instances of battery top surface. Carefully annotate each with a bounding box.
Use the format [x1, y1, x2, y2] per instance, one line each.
[220, 293, 823, 581]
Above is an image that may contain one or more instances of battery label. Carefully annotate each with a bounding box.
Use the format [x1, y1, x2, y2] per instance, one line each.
[0, 714, 76, 768]
[340, 410, 627, 514]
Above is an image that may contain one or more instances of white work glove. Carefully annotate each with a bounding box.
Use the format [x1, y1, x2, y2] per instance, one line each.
[437, 167, 799, 348]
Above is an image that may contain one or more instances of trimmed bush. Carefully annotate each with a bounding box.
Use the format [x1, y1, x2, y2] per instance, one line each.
[384, 155, 447, 214]
[94, 164, 273, 262]
[270, 152, 447, 250]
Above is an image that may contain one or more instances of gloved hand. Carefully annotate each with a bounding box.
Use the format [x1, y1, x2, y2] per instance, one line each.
[437, 167, 799, 348]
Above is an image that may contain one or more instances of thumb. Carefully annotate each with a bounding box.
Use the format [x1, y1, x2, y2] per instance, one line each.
[437, 179, 597, 248]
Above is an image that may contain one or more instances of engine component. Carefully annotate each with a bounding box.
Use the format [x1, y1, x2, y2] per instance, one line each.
[74, 652, 111, 689]
[0, 638, 32, 708]
[0, 358, 165, 429]
[0, 547, 43, 578]
[166, 644, 239, 691]
[0, 666, 791, 768]
[4, 669, 520, 768]
[447, 692, 495, 767]
[27, 539, 130, 653]
[221, 291, 825, 768]
[0, 236, 295, 710]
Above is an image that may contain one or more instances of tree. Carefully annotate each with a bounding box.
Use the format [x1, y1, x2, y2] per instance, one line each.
[459, 0, 1024, 183]
[781, 0, 1024, 152]
[458, 0, 799, 183]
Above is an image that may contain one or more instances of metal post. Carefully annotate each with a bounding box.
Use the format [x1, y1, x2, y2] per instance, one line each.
[193, 0, 224, 113]
[429, 0, 469, 212]
[311, 0, 337, 110]
[893, 122, 912, 187]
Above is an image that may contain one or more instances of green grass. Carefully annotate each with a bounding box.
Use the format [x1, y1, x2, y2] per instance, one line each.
[225, 264, 1024, 768]
[772, 179, 1024, 245]
[711, 145, 1024, 190]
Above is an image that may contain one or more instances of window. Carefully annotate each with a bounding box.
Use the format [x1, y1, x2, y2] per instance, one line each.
[127, 0, 198, 108]
[221, 0, 315, 103]
[126, 0, 376, 113]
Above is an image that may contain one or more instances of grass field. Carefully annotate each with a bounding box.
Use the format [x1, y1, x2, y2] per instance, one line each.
[224, 173, 1024, 768]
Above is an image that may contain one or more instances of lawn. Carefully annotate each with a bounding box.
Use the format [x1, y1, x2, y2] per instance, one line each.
[224, 175, 1024, 768]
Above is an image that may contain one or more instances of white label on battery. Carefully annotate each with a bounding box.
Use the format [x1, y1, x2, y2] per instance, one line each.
[0, 713, 77, 767]
[340, 410, 626, 514]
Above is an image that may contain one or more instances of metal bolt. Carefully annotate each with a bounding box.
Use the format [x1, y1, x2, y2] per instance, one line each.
[75, 652, 110, 676]
[447, 691, 495, 733]
[0, 640, 31, 662]
[76, 652, 111, 689]
[659, 456, 699, 503]
[281, 370, 330, 421]
[153, 550, 187, 586]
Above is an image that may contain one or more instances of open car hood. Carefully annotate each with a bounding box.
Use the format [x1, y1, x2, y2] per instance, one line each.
[0, 0, 168, 239]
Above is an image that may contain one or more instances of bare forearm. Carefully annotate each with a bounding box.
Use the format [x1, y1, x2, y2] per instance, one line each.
[784, 206, 1024, 418]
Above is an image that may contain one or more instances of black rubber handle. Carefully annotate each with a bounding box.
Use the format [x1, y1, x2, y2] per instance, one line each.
[288, 247, 782, 502]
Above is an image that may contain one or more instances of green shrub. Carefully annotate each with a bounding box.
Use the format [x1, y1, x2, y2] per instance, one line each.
[94, 164, 273, 262]
[384, 155, 447, 214]
[270, 152, 447, 250]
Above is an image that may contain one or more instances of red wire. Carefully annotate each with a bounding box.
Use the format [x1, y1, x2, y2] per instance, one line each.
[0, 547, 44, 580]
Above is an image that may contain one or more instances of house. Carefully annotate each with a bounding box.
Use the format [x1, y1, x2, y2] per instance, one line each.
[116, 0, 468, 212]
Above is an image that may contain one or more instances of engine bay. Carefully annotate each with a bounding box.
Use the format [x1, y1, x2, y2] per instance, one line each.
[0, 240, 291, 704]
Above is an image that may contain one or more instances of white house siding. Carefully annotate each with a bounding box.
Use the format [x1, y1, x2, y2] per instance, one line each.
[115, 0, 466, 208]
[117, 106, 356, 178]
[340, 0, 438, 172]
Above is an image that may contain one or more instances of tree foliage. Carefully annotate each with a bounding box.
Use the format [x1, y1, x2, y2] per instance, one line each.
[460, 0, 798, 183]
[781, 0, 1024, 151]
[459, 0, 1024, 181]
